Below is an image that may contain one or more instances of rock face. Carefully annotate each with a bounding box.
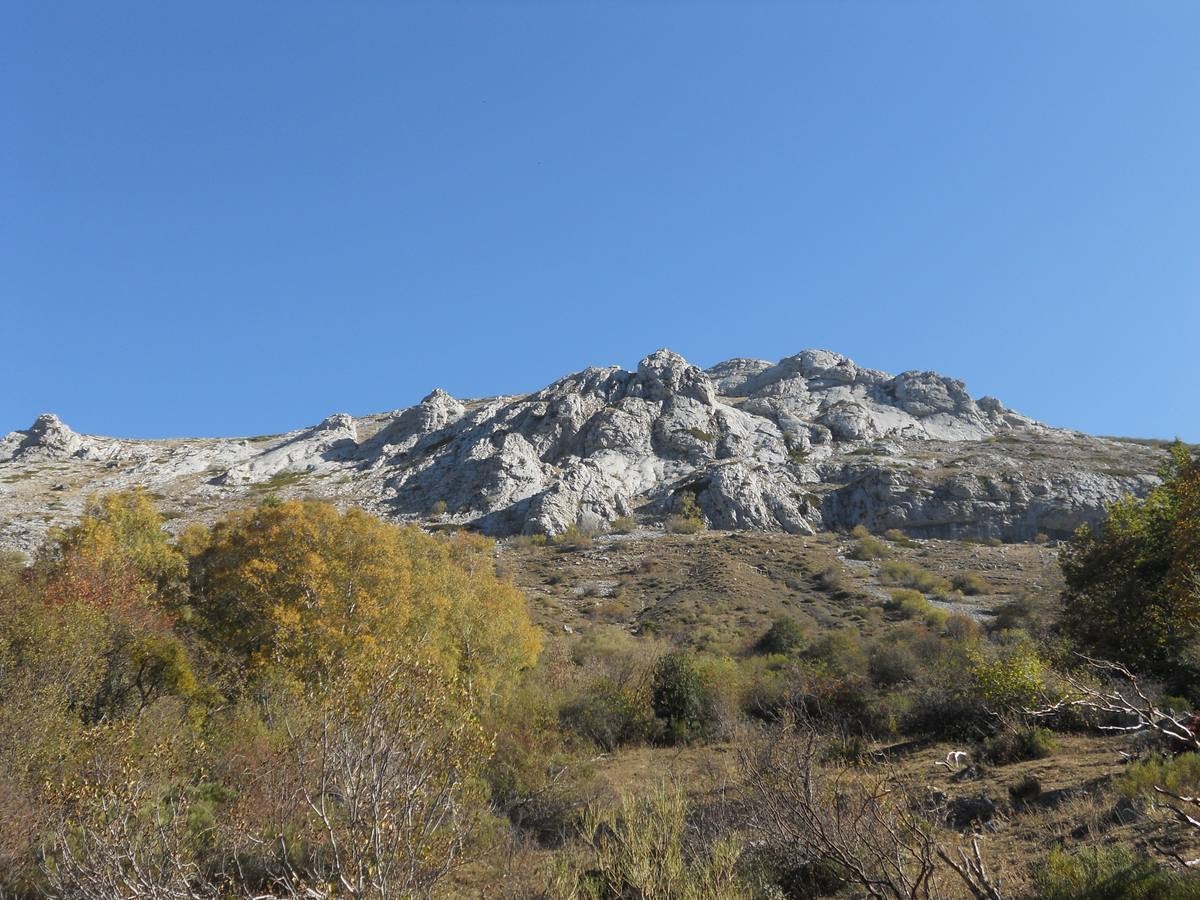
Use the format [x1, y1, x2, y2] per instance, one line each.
[0, 348, 1169, 553]
[1, 413, 93, 461]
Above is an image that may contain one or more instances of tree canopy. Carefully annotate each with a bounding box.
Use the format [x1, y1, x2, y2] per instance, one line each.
[1059, 444, 1200, 682]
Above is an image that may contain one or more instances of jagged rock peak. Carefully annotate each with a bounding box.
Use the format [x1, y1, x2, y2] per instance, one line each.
[629, 348, 716, 405]
[421, 388, 457, 404]
[25, 412, 79, 445]
[2, 412, 85, 459]
[0, 347, 1165, 553]
[315, 413, 358, 437]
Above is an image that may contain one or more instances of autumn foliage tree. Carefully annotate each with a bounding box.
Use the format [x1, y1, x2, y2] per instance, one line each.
[0, 491, 542, 897]
[185, 499, 541, 704]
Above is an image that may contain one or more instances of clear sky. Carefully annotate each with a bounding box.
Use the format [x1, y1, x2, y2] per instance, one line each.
[2, 2, 1197, 441]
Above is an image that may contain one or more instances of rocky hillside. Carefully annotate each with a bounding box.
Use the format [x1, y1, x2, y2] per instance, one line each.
[0, 348, 1167, 555]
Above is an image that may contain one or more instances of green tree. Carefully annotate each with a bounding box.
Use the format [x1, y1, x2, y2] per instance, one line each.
[757, 615, 806, 655]
[651, 650, 704, 742]
[1059, 445, 1200, 680]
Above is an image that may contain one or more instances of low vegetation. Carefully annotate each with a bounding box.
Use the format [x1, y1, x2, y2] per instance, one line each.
[0, 442, 1196, 896]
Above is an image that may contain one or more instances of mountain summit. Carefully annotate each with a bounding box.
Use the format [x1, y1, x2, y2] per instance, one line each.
[0, 349, 1164, 553]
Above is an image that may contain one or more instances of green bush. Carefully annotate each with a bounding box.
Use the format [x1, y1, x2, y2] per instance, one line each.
[980, 724, 1056, 764]
[666, 494, 706, 535]
[991, 592, 1036, 631]
[888, 589, 946, 628]
[1058, 444, 1200, 678]
[554, 786, 746, 898]
[738, 655, 792, 722]
[1009, 773, 1042, 805]
[951, 571, 994, 595]
[879, 560, 952, 594]
[883, 528, 920, 548]
[849, 535, 890, 561]
[803, 631, 869, 679]
[1034, 846, 1200, 900]
[867, 642, 919, 687]
[757, 616, 807, 655]
[969, 644, 1049, 710]
[651, 650, 705, 742]
[666, 515, 706, 535]
[1117, 752, 1200, 801]
[554, 523, 597, 550]
[610, 515, 637, 535]
[810, 555, 857, 597]
[559, 678, 657, 752]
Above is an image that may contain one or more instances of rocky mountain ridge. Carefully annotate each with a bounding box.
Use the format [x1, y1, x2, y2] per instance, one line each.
[0, 349, 1166, 555]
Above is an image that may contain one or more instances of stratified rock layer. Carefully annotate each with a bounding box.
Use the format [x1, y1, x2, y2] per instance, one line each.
[0, 349, 1166, 553]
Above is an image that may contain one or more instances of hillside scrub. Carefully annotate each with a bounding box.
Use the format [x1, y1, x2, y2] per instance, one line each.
[0, 492, 541, 897]
[880, 559, 954, 594]
[4, 461, 1200, 895]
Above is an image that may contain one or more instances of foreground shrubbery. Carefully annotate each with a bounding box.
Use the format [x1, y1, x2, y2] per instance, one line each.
[0, 491, 541, 897]
[1035, 846, 1200, 900]
[4, 445, 1200, 896]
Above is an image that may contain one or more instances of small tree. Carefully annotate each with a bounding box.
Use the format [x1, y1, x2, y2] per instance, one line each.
[758, 616, 806, 655]
[1058, 444, 1200, 680]
[666, 493, 706, 535]
[651, 651, 705, 742]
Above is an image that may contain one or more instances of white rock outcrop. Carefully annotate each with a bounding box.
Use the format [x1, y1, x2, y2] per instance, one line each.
[0, 348, 1169, 550]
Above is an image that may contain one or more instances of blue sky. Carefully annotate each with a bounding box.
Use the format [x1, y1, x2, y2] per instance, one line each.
[2, 2, 1197, 441]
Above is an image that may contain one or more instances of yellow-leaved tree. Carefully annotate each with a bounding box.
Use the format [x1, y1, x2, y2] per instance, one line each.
[187, 499, 541, 705]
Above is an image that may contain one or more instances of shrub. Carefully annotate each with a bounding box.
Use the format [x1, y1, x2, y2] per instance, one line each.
[510, 533, 548, 549]
[666, 515, 706, 535]
[888, 589, 945, 627]
[969, 644, 1049, 711]
[945, 613, 983, 641]
[981, 724, 1056, 764]
[849, 535, 890, 561]
[553, 523, 595, 550]
[1034, 846, 1200, 900]
[738, 655, 792, 722]
[187, 500, 542, 700]
[787, 673, 890, 734]
[884, 528, 920, 548]
[810, 554, 857, 597]
[1117, 752, 1200, 801]
[666, 493, 706, 535]
[991, 592, 1035, 631]
[1009, 773, 1042, 805]
[879, 560, 952, 594]
[951, 571, 994, 595]
[651, 651, 705, 742]
[803, 631, 869, 680]
[559, 678, 657, 752]
[553, 786, 745, 898]
[757, 616, 807, 655]
[610, 515, 637, 535]
[868, 642, 919, 687]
